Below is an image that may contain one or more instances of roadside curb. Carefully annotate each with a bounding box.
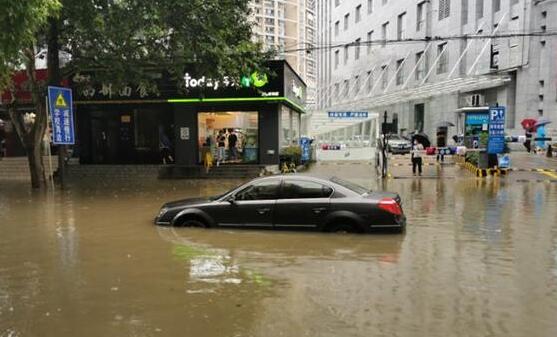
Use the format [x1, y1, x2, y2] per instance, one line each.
[458, 160, 509, 178]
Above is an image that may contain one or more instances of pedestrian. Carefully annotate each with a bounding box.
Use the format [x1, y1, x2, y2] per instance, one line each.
[216, 130, 226, 166]
[524, 130, 532, 153]
[411, 140, 424, 175]
[227, 129, 238, 161]
[159, 126, 174, 164]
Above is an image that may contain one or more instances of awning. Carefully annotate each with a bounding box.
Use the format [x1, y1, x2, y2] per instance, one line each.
[311, 74, 510, 135]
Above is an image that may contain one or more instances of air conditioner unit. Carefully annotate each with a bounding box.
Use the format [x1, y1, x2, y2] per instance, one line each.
[462, 94, 485, 107]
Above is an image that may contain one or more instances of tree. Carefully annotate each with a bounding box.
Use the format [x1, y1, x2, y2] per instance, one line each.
[0, 0, 61, 188]
[0, 0, 270, 189]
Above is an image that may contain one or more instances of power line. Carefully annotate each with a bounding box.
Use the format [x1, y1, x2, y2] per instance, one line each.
[284, 30, 557, 53]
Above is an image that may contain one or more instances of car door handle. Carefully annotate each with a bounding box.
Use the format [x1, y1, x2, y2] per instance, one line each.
[312, 207, 328, 214]
[256, 208, 271, 215]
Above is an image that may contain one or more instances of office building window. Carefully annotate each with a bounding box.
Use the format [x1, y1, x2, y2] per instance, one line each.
[415, 51, 425, 81]
[396, 59, 404, 85]
[367, 70, 373, 92]
[355, 38, 361, 60]
[382, 0, 387, 5]
[344, 13, 350, 30]
[356, 4, 362, 23]
[344, 45, 349, 64]
[381, 65, 388, 89]
[439, 0, 451, 20]
[462, 0, 468, 25]
[417, 1, 426, 31]
[344, 80, 349, 96]
[368, 0, 373, 14]
[381, 22, 389, 47]
[334, 50, 340, 69]
[367, 30, 374, 54]
[335, 21, 340, 36]
[397, 12, 406, 39]
[493, 0, 501, 12]
[437, 43, 448, 74]
[334, 83, 340, 98]
[476, 0, 484, 19]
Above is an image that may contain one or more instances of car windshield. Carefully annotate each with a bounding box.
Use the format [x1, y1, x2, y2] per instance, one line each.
[388, 135, 403, 140]
[330, 177, 370, 195]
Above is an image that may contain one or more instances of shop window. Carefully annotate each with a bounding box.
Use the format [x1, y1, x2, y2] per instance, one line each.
[281, 107, 291, 146]
[198, 111, 258, 164]
[280, 107, 300, 147]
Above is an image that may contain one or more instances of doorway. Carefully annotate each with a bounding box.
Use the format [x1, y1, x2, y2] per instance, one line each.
[198, 111, 259, 164]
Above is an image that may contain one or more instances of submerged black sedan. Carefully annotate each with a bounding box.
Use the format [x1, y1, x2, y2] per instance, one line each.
[155, 175, 406, 233]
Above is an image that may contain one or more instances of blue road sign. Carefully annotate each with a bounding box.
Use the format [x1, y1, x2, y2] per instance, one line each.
[300, 137, 311, 162]
[47, 86, 74, 145]
[328, 111, 368, 119]
[487, 106, 505, 154]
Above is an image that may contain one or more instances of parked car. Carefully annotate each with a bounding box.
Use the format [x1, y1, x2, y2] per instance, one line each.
[385, 134, 412, 154]
[155, 175, 406, 233]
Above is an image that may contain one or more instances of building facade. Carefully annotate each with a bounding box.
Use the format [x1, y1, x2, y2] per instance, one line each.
[314, 0, 557, 144]
[250, 0, 317, 108]
[71, 61, 306, 171]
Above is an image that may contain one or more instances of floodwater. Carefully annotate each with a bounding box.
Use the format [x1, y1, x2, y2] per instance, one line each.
[1, 165, 557, 337]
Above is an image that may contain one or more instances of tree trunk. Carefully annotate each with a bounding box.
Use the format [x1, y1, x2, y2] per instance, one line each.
[25, 46, 48, 189]
[27, 143, 44, 188]
[47, 16, 65, 188]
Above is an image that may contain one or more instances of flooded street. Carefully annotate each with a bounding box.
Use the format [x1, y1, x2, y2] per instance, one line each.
[1, 166, 557, 337]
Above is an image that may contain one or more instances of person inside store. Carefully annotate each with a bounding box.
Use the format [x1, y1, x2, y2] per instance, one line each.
[216, 130, 226, 166]
[227, 128, 238, 161]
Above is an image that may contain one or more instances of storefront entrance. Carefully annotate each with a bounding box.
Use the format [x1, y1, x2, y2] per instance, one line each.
[198, 111, 259, 164]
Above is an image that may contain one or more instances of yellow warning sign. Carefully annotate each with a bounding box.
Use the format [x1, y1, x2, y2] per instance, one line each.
[55, 93, 68, 108]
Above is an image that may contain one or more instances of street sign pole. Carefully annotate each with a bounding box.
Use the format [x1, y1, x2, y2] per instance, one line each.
[47, 86, 75, 189]
[45, 96, 55, 190]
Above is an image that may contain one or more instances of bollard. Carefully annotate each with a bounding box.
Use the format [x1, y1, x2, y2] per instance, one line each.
[547, 144, 553, 158]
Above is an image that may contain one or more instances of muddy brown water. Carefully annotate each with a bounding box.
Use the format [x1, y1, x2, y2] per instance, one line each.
[1, 167, 557, 337]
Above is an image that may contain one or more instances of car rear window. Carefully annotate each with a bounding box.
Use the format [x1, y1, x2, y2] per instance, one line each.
[329, 177, 369, 195]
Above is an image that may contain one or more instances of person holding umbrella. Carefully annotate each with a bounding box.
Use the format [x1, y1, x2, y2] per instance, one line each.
[411, 139, 424, 176]
[521, 118, 537, 153]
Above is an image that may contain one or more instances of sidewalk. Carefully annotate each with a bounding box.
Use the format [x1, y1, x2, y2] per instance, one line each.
[508, 151, 557, 171]
[508, 151, 557, 180]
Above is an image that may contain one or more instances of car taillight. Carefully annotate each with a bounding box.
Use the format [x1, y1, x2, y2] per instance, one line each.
[378, 198, 403, 216]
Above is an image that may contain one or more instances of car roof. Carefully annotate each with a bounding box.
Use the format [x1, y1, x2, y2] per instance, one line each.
[251, 174, 330, 184]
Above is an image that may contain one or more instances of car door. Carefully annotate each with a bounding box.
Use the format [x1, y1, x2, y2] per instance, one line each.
[232, 178, 281, 229]
[273, 178, 333, 230]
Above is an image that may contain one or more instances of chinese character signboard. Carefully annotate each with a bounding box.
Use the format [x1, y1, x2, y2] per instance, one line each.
[487, 106, 506, 154]
[328, 111, 369, 119]
[48, 86, 75, 145]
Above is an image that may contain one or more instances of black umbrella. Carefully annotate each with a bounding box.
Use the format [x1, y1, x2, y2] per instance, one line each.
[411, 132, 431, 148]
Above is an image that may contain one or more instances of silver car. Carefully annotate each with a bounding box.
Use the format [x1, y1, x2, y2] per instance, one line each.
[385, 135, 412, 154]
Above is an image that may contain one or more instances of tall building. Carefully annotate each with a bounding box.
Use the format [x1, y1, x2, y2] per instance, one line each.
[250, 0, 317, 108]
[314, 0, 557, 142]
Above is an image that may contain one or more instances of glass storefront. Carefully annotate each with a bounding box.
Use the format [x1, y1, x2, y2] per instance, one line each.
[198, 111, 259, 164]
[280, 106, 301, 147]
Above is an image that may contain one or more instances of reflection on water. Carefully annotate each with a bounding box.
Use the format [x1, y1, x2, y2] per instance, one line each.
[1, 173, 557, 337]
